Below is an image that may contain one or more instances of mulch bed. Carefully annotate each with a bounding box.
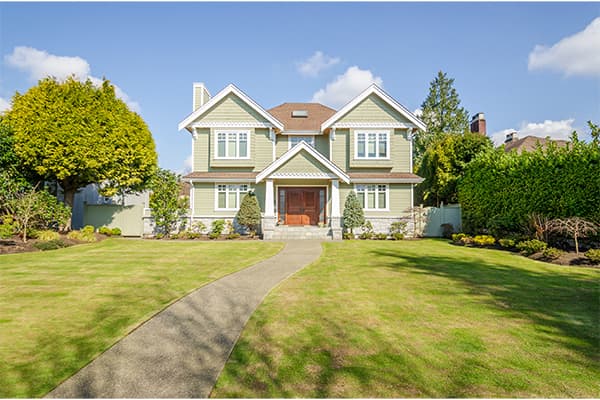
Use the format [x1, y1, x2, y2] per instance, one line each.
[0, 233, 107, 255]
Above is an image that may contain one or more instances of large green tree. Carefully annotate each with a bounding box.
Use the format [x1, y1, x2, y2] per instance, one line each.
[417, 132, 492, 206]
[415, 71, 470, 163]
[149, 168, 189, 237]
[6, 77, 157, 227]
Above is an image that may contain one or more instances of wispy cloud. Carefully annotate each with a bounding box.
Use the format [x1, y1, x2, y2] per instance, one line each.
[311, 66, 383, 108]
[182, 154, 193, 174]
[528, 17, 600, 77]
[0, 97, 10, 113]
[297, 51, 340, 77]
[5, 46, 141, 112]
[490, 118, 576, 146]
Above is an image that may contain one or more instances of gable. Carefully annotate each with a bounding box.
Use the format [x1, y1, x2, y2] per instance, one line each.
[275, 149, 334, 175]
[194, 93, 269, 124]
[338, 94, 412, 124]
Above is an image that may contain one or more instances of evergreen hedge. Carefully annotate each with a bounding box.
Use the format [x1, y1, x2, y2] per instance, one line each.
[458, 138, 600, 235]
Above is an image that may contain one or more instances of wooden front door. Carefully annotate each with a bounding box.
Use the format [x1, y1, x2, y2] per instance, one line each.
[280, 188, 323, 225]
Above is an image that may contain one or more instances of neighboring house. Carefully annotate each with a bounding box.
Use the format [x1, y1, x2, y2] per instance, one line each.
[503, 131, 569, 153]
[178, 83, 425, 240]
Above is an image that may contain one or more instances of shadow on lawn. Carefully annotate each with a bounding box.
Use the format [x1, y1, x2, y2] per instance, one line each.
[370, 247, 600, 364]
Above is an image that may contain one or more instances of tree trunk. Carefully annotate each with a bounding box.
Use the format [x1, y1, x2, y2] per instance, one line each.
[63, 186, 76, 231]
[574, 233, 579, 255]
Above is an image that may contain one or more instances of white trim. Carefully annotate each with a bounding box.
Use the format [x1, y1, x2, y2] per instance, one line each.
[281, 130, 322, 135]
[288, 135, 315, 150]
[189, 121, 274, 129]
[256, 141, 350, 184]
[179, 83, 284, 132]
[321, 84, 426, 132]
[186, 177, 255, 183]
[270, 127, 276, 161]
[270, 172, 337, 179]
[331, 179, 340, 218]
[214, 183, 250, 211]
[355, 184, 390, 212]
[332, 121, 417, 129]
[265, 179, 275, 217]
[191, 128, 196, 173]
[408, 128, 414, 174]
[214, 129, 251, 159]
[351, 177, 424, 184]
[354, 130, 390, 160]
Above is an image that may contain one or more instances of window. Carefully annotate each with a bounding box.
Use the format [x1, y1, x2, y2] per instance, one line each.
[216, 184, 249, 210]
[216, 130, 249, 158]
[355, 184, 388, 210]
[288, 135, 315, 149]
[355, 131, 389, 159]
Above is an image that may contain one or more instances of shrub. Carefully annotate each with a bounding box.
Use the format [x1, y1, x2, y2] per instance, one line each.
[343, 232, 354, 240]
[226, 233, 241, 240]
[211, 219, 225, 236]
[33, 239, 70, 251]
[225, 220, 235, 235]
[542, 247, 564, 260]
[498, 238, 516, 248]
[208, 232, 220, 240]
[452, 233, 467, 243]
[149, 168, 189, 236]
[110, 227, 121, 236]
[359, 221, 374, 240]
[460, 235, 474, 245]
[375, 233, 388, 240]
[390, 221, 408, 236]
[516, 239, 547, 256]
[343, 190, 365, 234]
[67, 229, 96, 242]
[0, 218, 16, 239]
[473, 235, 496, 246]
[236, 192, 261, 236]
[441, 223, 454, 239]
[585, 249, 600, 264]
[82, 225, 95, 234]
[98, 226, 112, 235]
[36, 230, 60, 241]
[391, 232, 404, 241]
[191, 221, 206, 234]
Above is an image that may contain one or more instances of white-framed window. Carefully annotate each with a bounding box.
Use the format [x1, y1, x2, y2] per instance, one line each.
[355, 131, 389, 159]
[215, 130, 250, 159]
[215, 184, 249, 210]
[288, 135, 315, 149]
[355, 184, 388, 210]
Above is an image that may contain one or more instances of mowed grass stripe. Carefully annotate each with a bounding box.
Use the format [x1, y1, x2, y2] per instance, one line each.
[0, 239, 283, 398]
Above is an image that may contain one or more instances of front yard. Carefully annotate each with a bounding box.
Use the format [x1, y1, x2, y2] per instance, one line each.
[213, 239, 600, 397]
[0, 239, 283, 398]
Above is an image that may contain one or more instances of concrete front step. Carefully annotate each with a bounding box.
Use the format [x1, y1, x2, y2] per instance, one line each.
[270, 226, 333, 240]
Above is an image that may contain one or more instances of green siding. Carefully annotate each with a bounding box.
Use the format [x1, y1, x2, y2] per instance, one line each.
[276, 150, 332, 174]
[339, 183, 412, 217]
[338, 94, 412, 124]
[275, 135, 288, 158]
[331, 129, 349, 170]
[196, 93, 268, 123]
[315, 135, 330, 158]
[252, 129, 273, 170]
[193, 128, 210, 172]
[206, 128, 274, 171]
[83, 204, 143, 237]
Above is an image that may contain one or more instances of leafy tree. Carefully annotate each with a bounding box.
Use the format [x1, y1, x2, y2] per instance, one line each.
[415, 71, 470, 162]
[236, 192, 261, 236]
[417, 132, 492, 206]
[149, 169, 188, 237]
[342, 190, 365, 234]
[5, 77, 157, 228]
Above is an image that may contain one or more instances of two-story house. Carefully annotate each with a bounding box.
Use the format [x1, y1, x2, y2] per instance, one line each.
[178, 83, 425, 240]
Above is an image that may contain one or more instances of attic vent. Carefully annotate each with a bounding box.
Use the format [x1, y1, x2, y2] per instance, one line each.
[291, 110, 308, 118]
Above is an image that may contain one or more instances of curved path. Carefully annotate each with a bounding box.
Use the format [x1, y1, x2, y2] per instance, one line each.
[47, 241, 323, 398]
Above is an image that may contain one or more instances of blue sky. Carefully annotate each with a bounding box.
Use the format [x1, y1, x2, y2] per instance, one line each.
[1, 2, 598, 172]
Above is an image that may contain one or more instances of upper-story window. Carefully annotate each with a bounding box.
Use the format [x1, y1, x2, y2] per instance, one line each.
[355, 131, 389, 159]
[288, 135, 315, 149]
[215, 130, 250, 159]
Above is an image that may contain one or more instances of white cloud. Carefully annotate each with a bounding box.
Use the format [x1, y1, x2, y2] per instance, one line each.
[311, 66, 383, 108]
[5, 46, 140, 112]
[182, 154, 193, 174]
[0, 97, 10, 113]
[297, 51, 340, 77]
[413, 108, 423, 117]
[528, 17, 600, 77]
[490, 119, 576, 146]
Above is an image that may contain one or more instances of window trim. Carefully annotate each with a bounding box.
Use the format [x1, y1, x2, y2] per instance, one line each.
[214, 129, 251, 159]
[354, 184, 389, 211]
[354, 130, 390, 160]
[288, 135, 315, 150]
[214, 183, 250, 211]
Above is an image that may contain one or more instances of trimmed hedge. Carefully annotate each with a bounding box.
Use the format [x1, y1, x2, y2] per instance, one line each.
[458, 139, 600, 235]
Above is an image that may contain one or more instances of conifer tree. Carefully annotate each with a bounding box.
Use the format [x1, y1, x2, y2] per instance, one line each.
[342, 190, 365, 234]
[236, 192, 261, 236]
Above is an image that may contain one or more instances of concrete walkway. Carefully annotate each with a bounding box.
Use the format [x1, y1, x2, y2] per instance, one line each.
[47, 241, 323, 398]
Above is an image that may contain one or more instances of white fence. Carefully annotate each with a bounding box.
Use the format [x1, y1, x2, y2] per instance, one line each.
[420, 203, 462, 237]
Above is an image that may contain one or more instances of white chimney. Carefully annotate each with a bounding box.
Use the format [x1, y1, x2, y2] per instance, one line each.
[505, 131, 518, 143]
[192, 83, 211, 111]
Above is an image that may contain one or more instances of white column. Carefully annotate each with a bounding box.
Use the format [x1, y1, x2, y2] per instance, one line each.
[265, 179, 275, 217]
[331, 179, 340, 217]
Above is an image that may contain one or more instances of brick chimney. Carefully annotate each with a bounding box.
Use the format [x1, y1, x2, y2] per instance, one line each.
[470, 112, 486, 135]
[192, 82, 211, 111]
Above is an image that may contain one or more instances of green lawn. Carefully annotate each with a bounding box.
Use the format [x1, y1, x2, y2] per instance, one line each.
[0, 238, 283, 398]
[213, 239, 600, 398]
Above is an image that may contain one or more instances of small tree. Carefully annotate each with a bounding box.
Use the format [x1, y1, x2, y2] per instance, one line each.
[149, 169, 188, 237]
[549, 217, 598, 255]
[343, 190, 364, 235]
[236, 192, 261, 236]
